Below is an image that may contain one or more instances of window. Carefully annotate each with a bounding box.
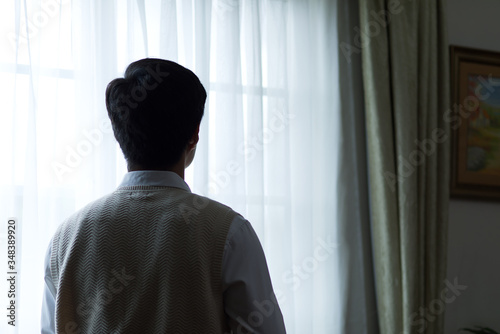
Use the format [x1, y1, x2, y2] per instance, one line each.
[1, 1, 345, 333]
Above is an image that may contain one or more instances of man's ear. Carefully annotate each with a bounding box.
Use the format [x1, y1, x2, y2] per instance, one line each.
[188, 124, 200, 149]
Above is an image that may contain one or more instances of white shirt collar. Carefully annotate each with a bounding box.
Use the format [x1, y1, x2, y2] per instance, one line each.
[118, 170, 191, 192]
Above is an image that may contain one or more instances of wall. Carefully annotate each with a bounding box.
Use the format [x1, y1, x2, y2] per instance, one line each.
[445, 0, 500, 332]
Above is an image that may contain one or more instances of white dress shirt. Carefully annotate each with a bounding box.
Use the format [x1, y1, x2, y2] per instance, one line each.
[41, 171, 286, 333]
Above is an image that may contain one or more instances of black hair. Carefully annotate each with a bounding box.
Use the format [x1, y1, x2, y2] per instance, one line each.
[105, 58, 206, 169]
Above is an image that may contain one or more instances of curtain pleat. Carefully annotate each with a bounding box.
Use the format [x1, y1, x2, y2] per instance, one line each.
[359, 0, 450, 333]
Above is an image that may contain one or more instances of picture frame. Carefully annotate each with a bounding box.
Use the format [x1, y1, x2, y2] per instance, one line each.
[450, 45, 500, 200]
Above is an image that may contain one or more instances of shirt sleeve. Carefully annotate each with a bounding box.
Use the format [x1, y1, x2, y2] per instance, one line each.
[222, 215, 287, 333]
[41, 241, 56, 334]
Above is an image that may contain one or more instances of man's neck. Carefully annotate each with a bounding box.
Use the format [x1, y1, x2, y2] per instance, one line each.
[128, 150, 188, 180]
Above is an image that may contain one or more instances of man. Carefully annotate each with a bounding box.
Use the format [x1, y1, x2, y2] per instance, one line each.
[41, 59, 286, 333]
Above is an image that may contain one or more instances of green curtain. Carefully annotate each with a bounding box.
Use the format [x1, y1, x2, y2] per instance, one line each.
[358, 0, 450, 333]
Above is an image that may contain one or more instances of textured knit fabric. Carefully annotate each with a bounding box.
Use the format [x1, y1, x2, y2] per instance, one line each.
[50, 185, 236, 333]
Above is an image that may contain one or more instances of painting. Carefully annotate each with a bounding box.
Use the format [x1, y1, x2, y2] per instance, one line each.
[450, 45, 500, 199]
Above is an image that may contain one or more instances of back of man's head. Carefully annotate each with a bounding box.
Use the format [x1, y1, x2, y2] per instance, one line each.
[105, 58, 206, 169]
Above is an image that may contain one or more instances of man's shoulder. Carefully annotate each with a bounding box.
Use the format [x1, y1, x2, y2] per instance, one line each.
[188, 192, 233, 211]
[56, 188, 242, 232]
[56, 191, 117, 231]
[178, 192, 242, 226]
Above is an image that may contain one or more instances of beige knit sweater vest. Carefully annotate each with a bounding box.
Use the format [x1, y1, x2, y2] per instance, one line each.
[50, 185, 236, 333]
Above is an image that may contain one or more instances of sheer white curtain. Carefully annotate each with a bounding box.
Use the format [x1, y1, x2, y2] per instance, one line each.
[0, 0, 376, 333]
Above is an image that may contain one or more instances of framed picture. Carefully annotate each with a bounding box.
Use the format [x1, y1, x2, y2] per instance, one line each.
[450, 45, 500, 200]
